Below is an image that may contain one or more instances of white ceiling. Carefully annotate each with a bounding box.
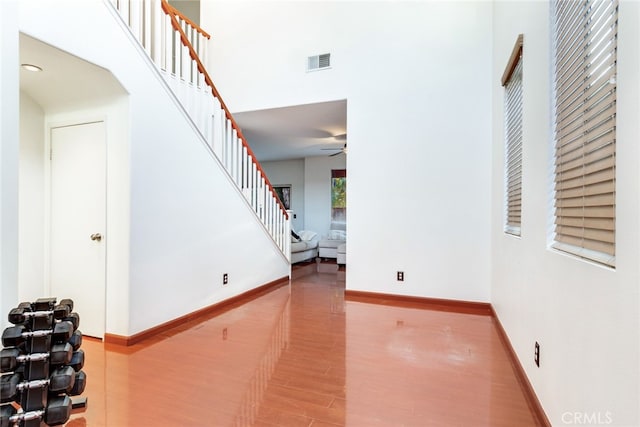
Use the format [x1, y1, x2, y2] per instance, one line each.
[19, 33, 345, 162]
[19, 33, 127, 113]
[234, 100, 347, 162]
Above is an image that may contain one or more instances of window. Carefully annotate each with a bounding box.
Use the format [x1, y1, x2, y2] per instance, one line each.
[503, 35, 524, 236]
[331, 169, 346, 224]
[551, 0, 617, 266]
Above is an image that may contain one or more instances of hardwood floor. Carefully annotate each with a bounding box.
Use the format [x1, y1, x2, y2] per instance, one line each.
[70, 265, 540, 426]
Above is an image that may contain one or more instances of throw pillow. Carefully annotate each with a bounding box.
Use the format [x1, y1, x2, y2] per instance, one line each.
[298, 230, 317, 241]
[329, 230, 346, 240]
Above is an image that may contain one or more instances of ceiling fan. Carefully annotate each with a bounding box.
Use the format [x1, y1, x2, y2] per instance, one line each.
[320, 132, 347, 156]
[322, 143, 347, 157]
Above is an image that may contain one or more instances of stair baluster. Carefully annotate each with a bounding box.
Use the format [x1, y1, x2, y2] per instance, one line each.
[108, 0, 290, 260]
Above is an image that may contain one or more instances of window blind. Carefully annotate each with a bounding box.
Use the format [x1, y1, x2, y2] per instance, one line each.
[552, 0, 617, 266]
[503, 37, 524, 236]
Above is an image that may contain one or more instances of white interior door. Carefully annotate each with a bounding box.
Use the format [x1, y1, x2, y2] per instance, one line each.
[50, 122, 106, 338]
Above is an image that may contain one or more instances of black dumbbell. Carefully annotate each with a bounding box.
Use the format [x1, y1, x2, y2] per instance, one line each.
[9, 305, 71, 326]
[50, 298, 73, 320]
[69, 330, 83, 351]
[51, 301, 74, 323]
[0, 343, 73, 373]
[8, 307, 36, 325]
[69, 350, 84, 372]
[1, 321, 74, 347]
[44, 395, 72, 426]
[69, 370, 86, 396]
[6, 302, 31, 326]
[0, 374, 20, 403]
[51, 343, 74, 365]
[61, 312, 80, 331]
[0, 366, 76, 403]
[0, 395, 72, 427]
[8, 298, 74, 324]
[12, 302, 32, 313]
[49, 366, 76, 393]
[58, 299, 73, 313]
[0, 403, 18, 427]
[0, 348, 46, 372]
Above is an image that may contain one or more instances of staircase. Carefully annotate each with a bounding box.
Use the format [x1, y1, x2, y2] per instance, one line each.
[107, 0, 290, 259]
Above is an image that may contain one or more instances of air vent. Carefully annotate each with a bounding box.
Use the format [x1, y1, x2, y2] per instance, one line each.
[307, 53, 331, 71]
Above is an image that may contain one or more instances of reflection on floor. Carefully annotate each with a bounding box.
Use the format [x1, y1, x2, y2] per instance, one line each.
[71, 263, 539, 426]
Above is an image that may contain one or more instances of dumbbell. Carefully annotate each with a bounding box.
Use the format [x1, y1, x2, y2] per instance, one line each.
[49, 366, 76, 394]
[56, 299, 79, 331]
[57, 299, 73, 312]
[8, 303, 72, 326]
[0, 404, 17, 427]
[68, 350, 84, 372]
[69, 330, 83, 351]
[1, 321, 74, 348]
[69, 370, 87, 396]
[0, 343, 73, 373]
[0, 395, 72, 426]
[0, 366, 76, 403]
[62, 312, 80, 331]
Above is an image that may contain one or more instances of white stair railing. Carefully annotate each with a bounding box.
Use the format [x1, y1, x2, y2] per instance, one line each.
[109, 0, 291, 260]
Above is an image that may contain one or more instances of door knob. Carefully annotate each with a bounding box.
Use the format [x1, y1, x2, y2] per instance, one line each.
[90, 233, 102, 242]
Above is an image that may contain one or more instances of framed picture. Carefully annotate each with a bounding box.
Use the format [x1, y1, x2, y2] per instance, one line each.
[273, 185, 291, 210]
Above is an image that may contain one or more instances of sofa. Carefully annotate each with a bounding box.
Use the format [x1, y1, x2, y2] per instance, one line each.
[318, 222, 346, 261]
[290, 230, 319, 264]
[337, 243, 346, 265]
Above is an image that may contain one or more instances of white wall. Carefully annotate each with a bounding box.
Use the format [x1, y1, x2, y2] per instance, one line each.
[202, 1, 349, 113]
[202, 1, 493, 302]
[304, 155, 346, 237]
[126, 95, 289, 333]
[491, 1, 639, 425]
[261, 159, 305, 231]
[19, 0, 289, 336]
[0, 0, 20, 327]
[18, 92, 45, 301]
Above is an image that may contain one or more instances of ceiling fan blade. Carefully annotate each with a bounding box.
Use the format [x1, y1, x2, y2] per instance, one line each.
[322, 143, 346, 151]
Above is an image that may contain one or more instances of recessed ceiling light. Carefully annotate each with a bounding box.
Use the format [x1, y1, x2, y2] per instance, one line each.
[21, 64, 43, 72]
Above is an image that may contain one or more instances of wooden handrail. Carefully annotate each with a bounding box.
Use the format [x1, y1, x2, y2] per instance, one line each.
[160, 0, 289, 219]
[164, 2, 211, 39]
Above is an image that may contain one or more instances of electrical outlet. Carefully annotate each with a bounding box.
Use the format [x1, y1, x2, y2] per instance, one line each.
[223, 273, 228, 285]
[397, 271, 404, 281]
[534, 341, 540, 367]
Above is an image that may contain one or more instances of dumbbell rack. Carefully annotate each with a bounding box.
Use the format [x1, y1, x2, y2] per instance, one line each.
[0, 298, 87, 427]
